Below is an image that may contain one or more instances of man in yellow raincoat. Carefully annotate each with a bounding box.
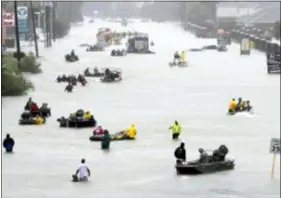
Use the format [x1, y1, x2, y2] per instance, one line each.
[83, 111, 92, 120]
[124, 124, 137, 139]
[180, 51, 185, 62]
[169, 121, 181, 140]
[34, 115, 43, 125]
[228, 98, 237, 114]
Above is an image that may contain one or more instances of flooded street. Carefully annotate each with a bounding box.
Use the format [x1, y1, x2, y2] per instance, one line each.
[2, 19, 280, 198]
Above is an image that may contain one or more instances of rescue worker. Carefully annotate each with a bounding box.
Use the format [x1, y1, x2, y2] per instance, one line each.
[169, 120, 181, 140]
[33, 115, 43, 125]
[83, 111, 92, 120]
[174, 142, 186, 164]
[3, 134, 15, 153]
[174, 51, 180, 63]
[236, 97, 243, 111]
[25, 97, 33, 110]
[101, 130, 111, 150]
[198, 148, 209, 163]
[124, 124, 137, 139]
[65, 83, 73, 92]
[228, 98, 237, 114]
[180, 50, 185, 62]
[245, 100, 252, 112]
[70, 49, 75, 57]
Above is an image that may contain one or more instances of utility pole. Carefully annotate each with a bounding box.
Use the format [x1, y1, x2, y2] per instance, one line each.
[30, 1, 39, 57]
[14, 1, 21, 67]
[52, 2, 56, 41]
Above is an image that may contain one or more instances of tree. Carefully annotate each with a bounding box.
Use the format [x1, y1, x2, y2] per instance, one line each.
[274, 21, 280, 40]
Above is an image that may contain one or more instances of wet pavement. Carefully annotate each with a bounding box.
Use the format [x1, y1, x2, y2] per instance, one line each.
[2, 19, 280, 198]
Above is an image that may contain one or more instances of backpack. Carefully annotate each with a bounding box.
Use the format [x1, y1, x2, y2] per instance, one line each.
[174, 148, 183, 158]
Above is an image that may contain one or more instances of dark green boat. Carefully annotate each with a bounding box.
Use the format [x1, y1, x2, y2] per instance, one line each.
[175, 159, 235, 175]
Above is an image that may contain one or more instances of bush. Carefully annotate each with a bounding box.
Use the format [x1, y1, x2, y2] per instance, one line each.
[2, 54, 20, 74]
[1, 52, 35, 96]
[54, 19, 71, 38]
[1, 70, 34, 96]
[19, 52, 42, 74]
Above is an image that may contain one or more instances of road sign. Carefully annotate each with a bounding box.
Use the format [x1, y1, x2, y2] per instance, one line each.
[17, 19, 28, 33]
[2, 12, 15, 27]
[269, 138, 280, 154]
[17, 6, 28, 20]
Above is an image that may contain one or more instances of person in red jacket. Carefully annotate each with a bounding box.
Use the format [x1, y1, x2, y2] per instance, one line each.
[31, 103, 39, 112]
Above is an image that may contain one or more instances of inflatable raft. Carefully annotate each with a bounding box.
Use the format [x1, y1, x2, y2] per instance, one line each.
[19, 118, 46, 125]
[175, 159, 235, 175]
[89, 131, 135, 141]
[84, 71, 104, 77]
[57, 117, 97, 128]
[227, 109, 253, 116]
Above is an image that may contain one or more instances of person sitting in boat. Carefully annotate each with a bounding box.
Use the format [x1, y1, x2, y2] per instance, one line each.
[33, 115, 43, 125]
[25, 97, 33, 110]
[3, 134, 15, 153]
[244, 100, 252, 112]
[83, 111, 92, 120]
[93, 126, 105, 136]
[39, 103, 48, 110]
[169, 120, 181, 140]
[180, 50, 185, 62]
[85, 68, 90, 75]
[124, 124, 137, 139]
[104, 68, 116, 80]
[212, 145, 228, 162]
[101, 130, 111, 150]
[198, 148, 209, 163]
[174, 142, 186, 164]
[65, 83, 73, 92]
[228, 98, 237, 114]
[174, 51, 180, 63]
[21, 110, 31, 120]
[235, 97, 243, 112]
[31, 102, 39, 112]
[70, 49, 76, 57]
[94, 67, 99, 74]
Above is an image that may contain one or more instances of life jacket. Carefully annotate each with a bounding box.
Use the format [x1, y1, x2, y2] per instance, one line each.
[171, 124, 181, 134]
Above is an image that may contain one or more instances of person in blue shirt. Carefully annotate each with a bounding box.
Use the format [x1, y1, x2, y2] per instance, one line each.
[3, 134, 15, 153]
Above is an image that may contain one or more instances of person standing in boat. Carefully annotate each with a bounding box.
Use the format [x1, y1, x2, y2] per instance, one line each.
[174, 142, 186, 164]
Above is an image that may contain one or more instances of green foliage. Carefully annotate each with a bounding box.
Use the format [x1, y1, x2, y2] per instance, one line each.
[54, 19, 71, 38]
[2, 54, 20, 74]
[1, 53, 36, 96]
[1, 70, 34, 96]
[19, 52, 42, 74]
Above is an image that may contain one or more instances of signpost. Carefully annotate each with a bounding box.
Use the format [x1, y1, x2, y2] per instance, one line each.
[269, 138, 280, 178]
[17, 6, 28, 39]
[2, 12, 15, 27]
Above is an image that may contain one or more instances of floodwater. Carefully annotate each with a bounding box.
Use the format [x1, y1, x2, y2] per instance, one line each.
[2, 19, 280, 198]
